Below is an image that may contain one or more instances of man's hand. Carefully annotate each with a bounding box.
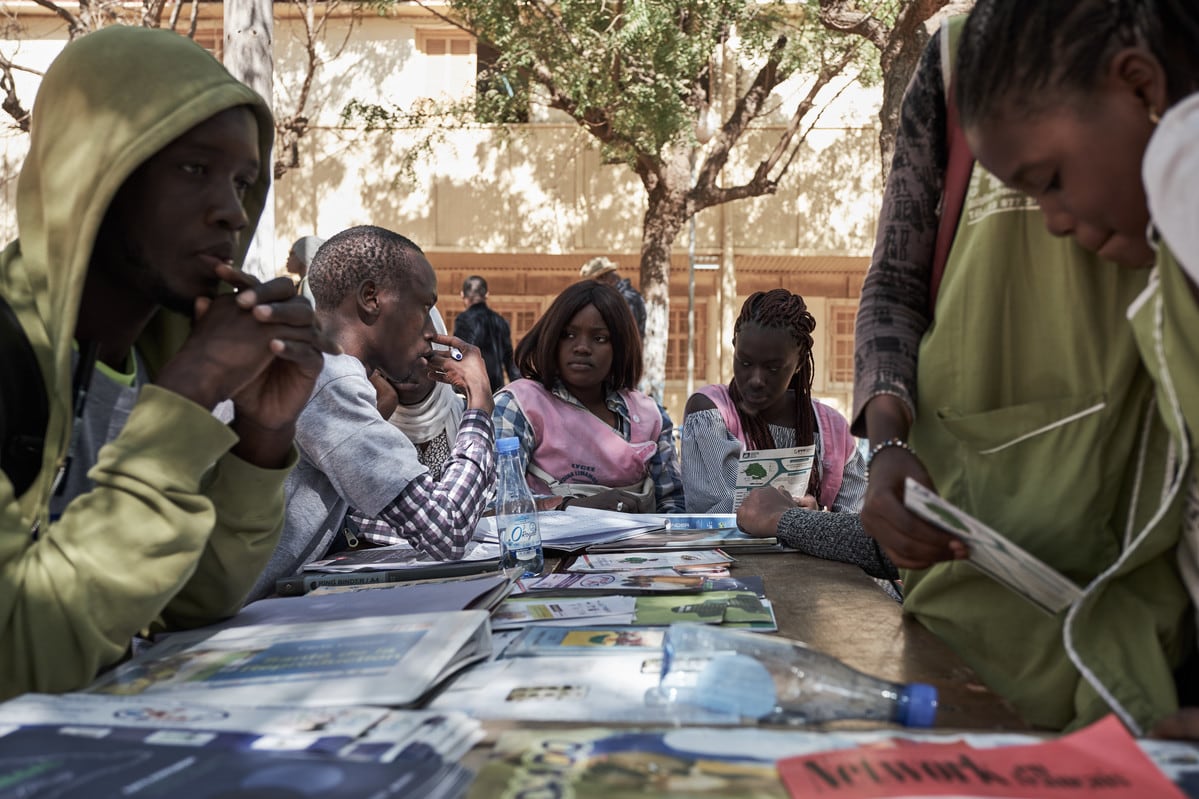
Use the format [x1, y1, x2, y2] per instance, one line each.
[155, 267, 336, 468]
[369, 370, 400, 419]
[737, 486, 800, 538]
[425, 334, 493, 414]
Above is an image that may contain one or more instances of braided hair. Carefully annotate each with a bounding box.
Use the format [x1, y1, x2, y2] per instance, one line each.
[956, 0, 1199, 129]
[730, 290, 818, 495]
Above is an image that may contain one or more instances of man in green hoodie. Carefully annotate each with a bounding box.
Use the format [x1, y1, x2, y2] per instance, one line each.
[0, 26, 331, 698]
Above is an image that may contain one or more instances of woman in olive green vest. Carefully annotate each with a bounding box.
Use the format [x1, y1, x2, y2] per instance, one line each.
[948, 0, 1199, 735]
[856, 8, 1194, 735]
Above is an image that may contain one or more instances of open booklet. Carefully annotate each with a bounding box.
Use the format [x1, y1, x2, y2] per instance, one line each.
[86, 611, 492, 708]
[903, 478, 1083, 614]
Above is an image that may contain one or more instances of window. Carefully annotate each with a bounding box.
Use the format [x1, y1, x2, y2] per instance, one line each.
[825, 301, 857, 387]
[441, 299, 543, 352]
[417, 30, 477, 102]
[190, 23, 223, 59]
[666, 302, 707, 381]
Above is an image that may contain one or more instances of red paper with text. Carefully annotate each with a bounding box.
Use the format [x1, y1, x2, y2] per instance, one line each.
[777, 715, 1184, 799]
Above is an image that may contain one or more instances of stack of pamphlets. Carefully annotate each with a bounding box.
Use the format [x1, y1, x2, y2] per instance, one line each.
[586, 513, 782, 552]
[0, 694, 481, 798]
[236, 573, 513, 628]
[86, 611, 493, 709]
[491, 590, 776, 631]
[475, 505, 665, 552]
[0, 692, 484, 762]
[281, 550, 504, 595]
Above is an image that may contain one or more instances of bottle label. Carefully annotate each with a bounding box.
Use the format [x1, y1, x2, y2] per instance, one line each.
[502, 514, 540, 559]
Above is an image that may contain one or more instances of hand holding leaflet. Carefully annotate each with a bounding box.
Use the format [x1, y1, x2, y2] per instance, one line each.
[903, 478, 1082, 614]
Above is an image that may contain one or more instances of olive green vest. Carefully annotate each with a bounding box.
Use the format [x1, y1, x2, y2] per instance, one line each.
[1129, 243, 1199, 646]
[903, 157, 1189, 732]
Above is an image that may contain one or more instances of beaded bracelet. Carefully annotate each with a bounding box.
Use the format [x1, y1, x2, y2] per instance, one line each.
[865, 438, 916, 478]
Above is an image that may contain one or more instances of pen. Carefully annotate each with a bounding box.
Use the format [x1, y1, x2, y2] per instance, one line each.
[450, 347, 463, 361]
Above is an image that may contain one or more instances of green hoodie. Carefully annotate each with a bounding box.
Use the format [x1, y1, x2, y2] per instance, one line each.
[0, 26, 291, 698]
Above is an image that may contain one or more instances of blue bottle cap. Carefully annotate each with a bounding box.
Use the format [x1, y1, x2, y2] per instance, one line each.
[898, 682, 938, 728]
[496, 436, 520, 454]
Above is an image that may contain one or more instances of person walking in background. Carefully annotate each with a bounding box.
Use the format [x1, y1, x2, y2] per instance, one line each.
[453, 275, 519, 393]
[286, 235, 325, 281]
[580, 257, 646, 339]
[286, 235, 326, 304]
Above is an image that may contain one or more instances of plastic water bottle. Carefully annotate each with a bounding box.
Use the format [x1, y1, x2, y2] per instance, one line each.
[658, 623, 937, 727]
[495, 436, 544, 577]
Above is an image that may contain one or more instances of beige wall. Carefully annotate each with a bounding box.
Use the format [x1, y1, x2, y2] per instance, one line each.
[0, 7, 882, 422]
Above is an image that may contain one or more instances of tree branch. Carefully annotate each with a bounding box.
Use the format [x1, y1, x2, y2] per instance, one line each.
[141, 0, 168, 28]
[0, 57, 32, 131]
[29, 0, 83, 36]
[816, 0, 887, 50]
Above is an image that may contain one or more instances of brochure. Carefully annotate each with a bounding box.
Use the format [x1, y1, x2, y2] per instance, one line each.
[586, 526, 780, 552]
[0, 692, 388, 739]
[904, 478, 1083, 614]
[491, 596, 637, 629]
[474, 505, 663, 552]
[86, 611, 492, 708]
[0, 724, 473, 798]
[428, 654, 740, 724]
[514, 571, 707, 595]
[733, 444, 816, 510]
[778, 715, 1187, 799]
[500, 626, 668, 657]
[305, 547, 500, 574]
[633, 590, 777, 630]
[0, 693, 484, 765]
[468, 727, 792, 798]
[568, 550, 734, 573]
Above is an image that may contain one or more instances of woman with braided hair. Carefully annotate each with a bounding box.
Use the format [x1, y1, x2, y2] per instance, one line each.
[681, 290, 895, 584]
[953, 0, 1199, 736]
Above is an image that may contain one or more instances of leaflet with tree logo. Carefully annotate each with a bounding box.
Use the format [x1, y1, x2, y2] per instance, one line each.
[903, 478, 1082, 614]
[734, 445, 816, 510]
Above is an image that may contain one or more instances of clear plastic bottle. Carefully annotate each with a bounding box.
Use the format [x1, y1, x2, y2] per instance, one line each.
[657, 623, 937, 727]
[495, 436, 544, 577]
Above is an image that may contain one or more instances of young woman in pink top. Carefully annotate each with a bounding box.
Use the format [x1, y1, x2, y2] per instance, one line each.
[492, 281, 685, 513]
[682, 289, 866, 515]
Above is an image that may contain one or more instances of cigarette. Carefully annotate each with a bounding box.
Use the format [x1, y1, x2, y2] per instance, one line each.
[450, 347, 464, 361]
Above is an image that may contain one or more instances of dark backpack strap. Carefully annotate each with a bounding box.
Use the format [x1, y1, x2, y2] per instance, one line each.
[929, 17, 975, 313]
[0, 294, 49, 497]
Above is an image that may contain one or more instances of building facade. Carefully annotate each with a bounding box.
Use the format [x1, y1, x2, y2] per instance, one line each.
[0, 1, 882, 421]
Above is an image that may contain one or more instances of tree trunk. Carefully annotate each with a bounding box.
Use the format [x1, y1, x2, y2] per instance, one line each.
[638, 166, 688, 404]
[878, 1, 973, 180]
[224, 0, 276, 280]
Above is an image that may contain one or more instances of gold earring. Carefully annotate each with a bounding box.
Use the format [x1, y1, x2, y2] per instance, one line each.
[1149, 107, 1161, 125]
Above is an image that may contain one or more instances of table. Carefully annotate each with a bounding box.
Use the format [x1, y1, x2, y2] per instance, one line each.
[462, 549, 1027, 777]
[736, 550, 1028, 731]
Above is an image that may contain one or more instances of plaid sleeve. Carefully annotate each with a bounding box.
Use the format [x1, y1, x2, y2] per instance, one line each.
[650, 400, 686, 513]
[348, 410, 495, 559]
[491, 390, 535, 462]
